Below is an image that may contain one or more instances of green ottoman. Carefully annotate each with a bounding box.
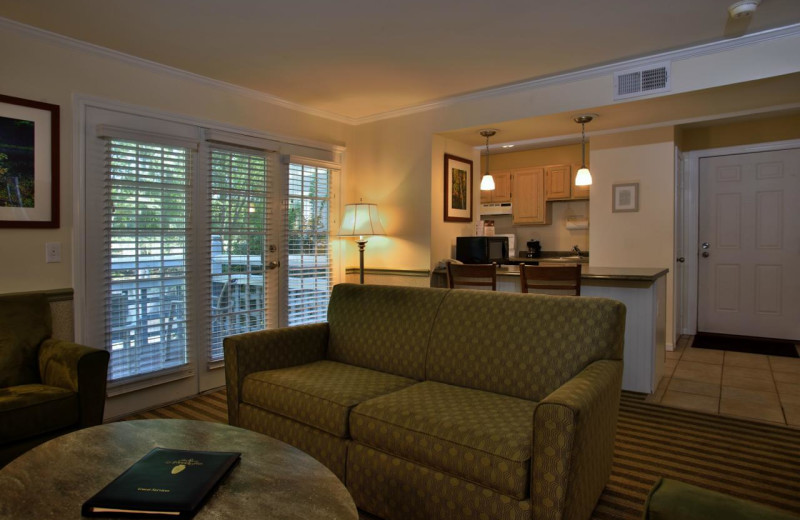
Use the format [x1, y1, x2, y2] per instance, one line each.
[644, 478, 800, 520]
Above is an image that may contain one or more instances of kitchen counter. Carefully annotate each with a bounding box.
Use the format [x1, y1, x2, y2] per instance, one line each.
[497, 265, 667, 282]
[431, 265, 668, 394]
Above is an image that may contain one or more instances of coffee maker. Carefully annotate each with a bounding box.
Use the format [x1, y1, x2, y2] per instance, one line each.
[526, 239, 541, 258]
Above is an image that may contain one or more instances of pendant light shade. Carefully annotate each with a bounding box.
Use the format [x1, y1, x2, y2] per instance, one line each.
[573, 115, 594, 186]
[479, 129, 497, 191]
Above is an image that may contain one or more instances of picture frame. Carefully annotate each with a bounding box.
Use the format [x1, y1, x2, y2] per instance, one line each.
[443, 153, 473, 222]
[0, 94, 60, 228]
[612, 182, 639, 213]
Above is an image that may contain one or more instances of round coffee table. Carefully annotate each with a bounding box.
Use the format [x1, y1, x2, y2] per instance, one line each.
[0, 419, 358, 519]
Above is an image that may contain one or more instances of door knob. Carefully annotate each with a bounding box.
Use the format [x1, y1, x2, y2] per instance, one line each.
[702, 252, 709, 258]
[267, 261, 281, 270]
[676, 257, 685, 263]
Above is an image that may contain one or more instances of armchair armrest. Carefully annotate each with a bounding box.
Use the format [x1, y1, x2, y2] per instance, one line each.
[531, 359, 623, 520]
[223, 322, 328, 426]
[38, 339, 110, 427]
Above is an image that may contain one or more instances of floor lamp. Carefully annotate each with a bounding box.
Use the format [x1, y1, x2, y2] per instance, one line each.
[337, 202, 385, 284]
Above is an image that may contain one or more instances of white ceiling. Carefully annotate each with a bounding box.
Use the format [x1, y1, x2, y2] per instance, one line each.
[2, 0, 800, 120]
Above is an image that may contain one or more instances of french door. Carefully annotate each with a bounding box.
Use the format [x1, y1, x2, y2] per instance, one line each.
[81, 103, 339, 418]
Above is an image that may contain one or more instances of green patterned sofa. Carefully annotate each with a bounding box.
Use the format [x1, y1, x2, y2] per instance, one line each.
[225, 283, 626, 520]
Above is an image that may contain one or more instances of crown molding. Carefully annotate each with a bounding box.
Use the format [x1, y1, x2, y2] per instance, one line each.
[355, 23, 800, 125]
[0, 16, 358, 125]
[3, 16, 799, 126]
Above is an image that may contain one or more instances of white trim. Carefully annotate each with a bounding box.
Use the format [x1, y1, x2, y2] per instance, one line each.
[72, 95, 88, 343]
[76, 94, 345, 154]
[282, 154, 342, 169]
[681, 138, 800, 335]
[203, 128, 279, 152]
[4, 16, 800, 125]
[97, 124, 201, 149]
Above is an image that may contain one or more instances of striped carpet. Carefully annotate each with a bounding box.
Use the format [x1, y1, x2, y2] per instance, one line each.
[123, 390, 800, 519]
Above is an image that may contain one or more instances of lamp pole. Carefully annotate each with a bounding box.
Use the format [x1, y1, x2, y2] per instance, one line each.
[356, 237, 367, 284]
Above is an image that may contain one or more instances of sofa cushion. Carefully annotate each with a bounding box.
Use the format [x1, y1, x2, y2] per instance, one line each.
[241, 360, 418, 438]
[350, 381, 536, 500]
[0, 294, 52, 387]
[327, 284, 448, 380]
[427, 290, 626, 402]
[0, 384, 78, 443]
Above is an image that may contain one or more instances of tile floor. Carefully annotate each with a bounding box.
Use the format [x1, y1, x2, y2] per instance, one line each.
[647, 335, 800, 428]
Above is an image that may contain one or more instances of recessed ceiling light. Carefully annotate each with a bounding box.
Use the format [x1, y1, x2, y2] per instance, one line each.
[502, 144, 515, 148]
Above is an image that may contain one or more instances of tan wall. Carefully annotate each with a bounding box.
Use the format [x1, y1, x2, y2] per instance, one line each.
[589, 127, 676, 346]
[482, 144, 590, 253]
[0, 26, 347, 294]
[681, 113, 800, 151]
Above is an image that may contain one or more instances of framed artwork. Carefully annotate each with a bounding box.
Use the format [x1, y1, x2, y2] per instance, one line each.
[612, 182, 639, 213]
[443, 153, 473, 222]
[0, 94, 60, 228]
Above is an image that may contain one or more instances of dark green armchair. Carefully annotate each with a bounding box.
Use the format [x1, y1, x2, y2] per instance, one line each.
[0, 293, 109, 468]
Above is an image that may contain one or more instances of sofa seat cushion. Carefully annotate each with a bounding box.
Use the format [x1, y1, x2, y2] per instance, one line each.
[241, 360, 418, 438]
[0, 384, 78, 443]
[350, 381, 537, 500]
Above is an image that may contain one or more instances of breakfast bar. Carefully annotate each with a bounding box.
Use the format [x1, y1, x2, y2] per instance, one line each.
[432, 265, 669, 394]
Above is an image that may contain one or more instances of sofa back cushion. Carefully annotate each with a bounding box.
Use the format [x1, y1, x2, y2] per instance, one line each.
[426, 290, 626, 402]
[0, 294, 52, 387]
[327, 284, 448, 380]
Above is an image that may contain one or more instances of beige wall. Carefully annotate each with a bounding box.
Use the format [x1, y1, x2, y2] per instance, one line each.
[0, 25, 347, 294]
[482, 144, 590, 253]
[680, 113, 800, 151]
[589, 127, 676, 346]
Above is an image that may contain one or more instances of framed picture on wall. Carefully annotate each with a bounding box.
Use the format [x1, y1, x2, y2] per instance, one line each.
[612, 182, 639, 213]
[443, 153, 473, 222]
[0, 94, 60, 228]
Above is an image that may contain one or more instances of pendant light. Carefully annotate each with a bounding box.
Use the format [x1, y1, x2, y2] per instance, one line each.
[573, 115, 594, 186]
[479, 129, 497, 191]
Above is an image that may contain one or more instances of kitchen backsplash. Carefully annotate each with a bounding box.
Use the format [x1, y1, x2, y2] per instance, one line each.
[480, 199, 589, 253]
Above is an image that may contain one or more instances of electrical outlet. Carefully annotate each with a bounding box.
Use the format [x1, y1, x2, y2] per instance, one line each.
[45, 242, 61, 263]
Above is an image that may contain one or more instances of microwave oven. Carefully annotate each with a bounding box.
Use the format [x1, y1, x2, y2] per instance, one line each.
[456, 236, 509, 264]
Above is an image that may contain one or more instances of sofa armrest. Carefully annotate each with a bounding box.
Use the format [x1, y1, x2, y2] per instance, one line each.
[531, 359, 623, 520]
[223, 322, 328, 426]
[38, 339, 110, 427]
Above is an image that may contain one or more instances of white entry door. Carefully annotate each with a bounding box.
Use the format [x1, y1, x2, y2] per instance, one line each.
[698, 148, 800, 340]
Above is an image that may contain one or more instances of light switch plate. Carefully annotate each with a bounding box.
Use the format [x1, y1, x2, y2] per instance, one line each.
[45, 242, 61, 263]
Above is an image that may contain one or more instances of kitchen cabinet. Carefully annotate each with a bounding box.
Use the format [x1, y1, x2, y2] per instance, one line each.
[480, 171, 511, 203]
[571, 164, 590, 200]
[544, 164, 572, 201]
[511, 167, 549, 225]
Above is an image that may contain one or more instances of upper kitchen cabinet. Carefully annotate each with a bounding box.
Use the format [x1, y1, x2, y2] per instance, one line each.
[480, 171, 511, 203]
[544, 164, 572, 200]
[570, 164, 590, 200]
[512, 167, 549, 225]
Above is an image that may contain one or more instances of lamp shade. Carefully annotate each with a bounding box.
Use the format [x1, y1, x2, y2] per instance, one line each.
[575, 167, 593, 186]
[480, 174, 496, 191]
[338, 203, 385, 237]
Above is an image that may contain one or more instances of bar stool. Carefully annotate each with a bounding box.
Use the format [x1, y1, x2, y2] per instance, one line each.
[519, 264, 581, 296]
[446, 261, 497, 291]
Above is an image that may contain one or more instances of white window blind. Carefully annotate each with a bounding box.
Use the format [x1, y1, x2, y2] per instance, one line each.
[104, 138, 192, 382]
[285, 162, 333, 326]
[208, 147, 270, 361]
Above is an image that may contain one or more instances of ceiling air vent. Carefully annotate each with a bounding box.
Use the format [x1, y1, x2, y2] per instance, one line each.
[613, 62, 671, 100]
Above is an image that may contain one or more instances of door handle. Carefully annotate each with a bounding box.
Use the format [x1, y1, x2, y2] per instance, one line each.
[701, 242, 710, 249]
[702, 252, 710, 258]
[266, 261, 280, 270]
[676, 257, 685, 263]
